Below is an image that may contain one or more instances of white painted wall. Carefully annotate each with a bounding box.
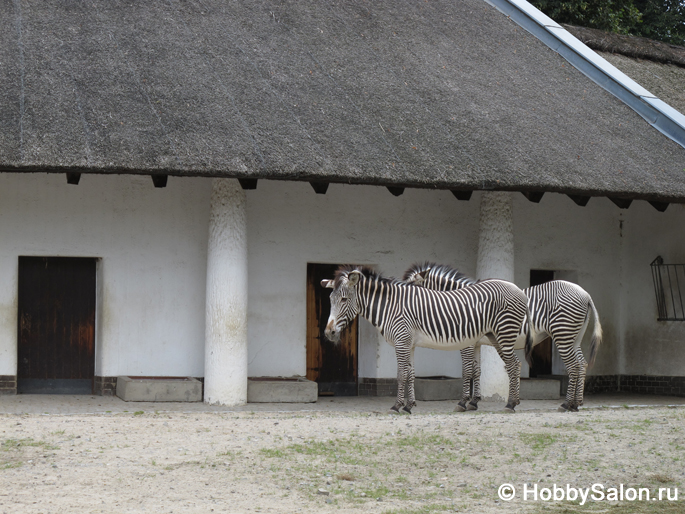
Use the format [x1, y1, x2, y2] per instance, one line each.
[245, 181, 480, 379]
[0, 173, 210, 377]
[622, 202, 685, 376]
[2, 173, 682, 384]
[512, 193, 622, 376]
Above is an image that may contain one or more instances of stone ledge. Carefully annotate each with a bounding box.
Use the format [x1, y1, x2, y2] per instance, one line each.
[247, 377, 317, 403]
[116, 376, 202, 402]
[415, 376, 462, 401]
[520, 378, 561, 400]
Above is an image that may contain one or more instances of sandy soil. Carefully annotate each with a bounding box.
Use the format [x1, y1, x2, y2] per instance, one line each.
[1, 405, 684, 514]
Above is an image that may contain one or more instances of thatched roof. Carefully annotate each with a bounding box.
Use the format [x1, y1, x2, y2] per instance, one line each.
[565, 24, 685, 118]
[564, 24, 685, 68]
[1, 0, 685, 204]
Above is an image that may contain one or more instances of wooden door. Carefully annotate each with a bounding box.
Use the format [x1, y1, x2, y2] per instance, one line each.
[306, 263, 358, 396]
[18, 257, 96, 394]
[528, 269, 554, 377]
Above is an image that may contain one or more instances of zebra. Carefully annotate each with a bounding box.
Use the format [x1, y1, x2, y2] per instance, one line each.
[403, 263, 603, 412]
[321, 265, 533, 413]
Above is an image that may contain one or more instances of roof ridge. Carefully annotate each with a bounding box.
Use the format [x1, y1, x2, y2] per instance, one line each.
[562, 24, 685, 68]
[486, 0, 685, 149]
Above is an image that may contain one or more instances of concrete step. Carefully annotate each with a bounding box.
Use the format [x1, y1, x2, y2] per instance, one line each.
[116, 376, 202, 402]
[415, 376, 462, 401]
[247, 377, 317, 403]
[520, 378, 561, 400]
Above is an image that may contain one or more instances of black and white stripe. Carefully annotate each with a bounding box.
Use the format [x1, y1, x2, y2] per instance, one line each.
[323, 266, 533, 413]
[403, 263, 603, 412]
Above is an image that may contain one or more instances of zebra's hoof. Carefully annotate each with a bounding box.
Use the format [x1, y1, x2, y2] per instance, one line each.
[454, 403, 467, 412]
[558, 402, 571, 412]
[466, 402, 478, 411]
[402, 406, 412, 414]
[390, 405, 401, 414]
[569, 405, 580, 413]
[504, 403, 517, 413]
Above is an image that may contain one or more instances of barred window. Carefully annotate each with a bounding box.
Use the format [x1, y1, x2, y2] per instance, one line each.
[651, 256, 685, 321]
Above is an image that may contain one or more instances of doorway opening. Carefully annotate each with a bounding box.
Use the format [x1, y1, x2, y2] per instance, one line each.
[17, 257, 97, 394]
[306, 263, 358, 396]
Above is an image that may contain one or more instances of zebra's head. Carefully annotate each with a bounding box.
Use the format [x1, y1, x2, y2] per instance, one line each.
[321, 269, 362, 343]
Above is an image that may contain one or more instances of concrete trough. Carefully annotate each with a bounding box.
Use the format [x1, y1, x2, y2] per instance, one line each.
[116, 376, 202, 402]
[415, 376, 462, 401]
[247, 377, 318, 403]
[538, 374, 569, 396]
[519, 378, 561, 400]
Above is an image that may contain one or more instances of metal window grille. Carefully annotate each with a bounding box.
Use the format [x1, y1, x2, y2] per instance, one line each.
[651, 256, 685, 321]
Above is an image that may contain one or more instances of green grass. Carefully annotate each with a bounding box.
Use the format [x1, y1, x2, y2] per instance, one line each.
[1, 438, 60, 470]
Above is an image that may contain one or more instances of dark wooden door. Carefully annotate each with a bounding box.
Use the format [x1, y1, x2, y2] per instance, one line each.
[18, 257, 96, 394]
[306, 263, 358, 396]
[528, 269, 555, 378]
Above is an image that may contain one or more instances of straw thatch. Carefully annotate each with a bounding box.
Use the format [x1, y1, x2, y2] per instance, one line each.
[1, 1, 684, 203]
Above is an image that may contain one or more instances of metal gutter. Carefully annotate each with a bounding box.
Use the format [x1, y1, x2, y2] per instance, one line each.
[485, 0, 685, 149]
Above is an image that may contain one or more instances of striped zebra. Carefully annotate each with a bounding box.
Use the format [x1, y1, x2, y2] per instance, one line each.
[403, 263, 603, 412]
[322, 265, 533, 413]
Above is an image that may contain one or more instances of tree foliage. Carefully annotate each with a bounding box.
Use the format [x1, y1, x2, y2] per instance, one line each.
[531, 0, 685, 46]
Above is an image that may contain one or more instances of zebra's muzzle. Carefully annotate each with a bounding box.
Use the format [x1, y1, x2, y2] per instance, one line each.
[324, 321, 341, 343]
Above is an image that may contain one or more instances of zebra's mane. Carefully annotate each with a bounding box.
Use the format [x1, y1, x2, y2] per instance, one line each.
[402, 262, 477, 286]
[333, 265, 402, 288]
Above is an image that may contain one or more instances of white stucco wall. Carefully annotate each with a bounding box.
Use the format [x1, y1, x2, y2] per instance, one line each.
[0, 173, 210, 377]
[245, 181, 480, 379]
[1, 173, 681, 384]
[512, 193, 622, 376]
[622, 202, 685, 376]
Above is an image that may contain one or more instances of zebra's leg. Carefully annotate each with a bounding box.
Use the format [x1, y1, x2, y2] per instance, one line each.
[391, 341, 412, 413]
[493, 337, 522, 412]
[467, 347, 482, 411]
[403, 346, 417, 414]
[572, 347, 589, 410]
[557, 338, 581, 412]
[456, 347, 474, 412]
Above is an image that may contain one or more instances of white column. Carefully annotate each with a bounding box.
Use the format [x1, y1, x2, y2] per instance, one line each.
[476, 191, 514, 401]
[204, 178, 248, 406]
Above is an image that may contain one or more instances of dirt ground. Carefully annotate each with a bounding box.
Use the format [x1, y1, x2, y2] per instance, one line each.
[2, 398, 684, 514]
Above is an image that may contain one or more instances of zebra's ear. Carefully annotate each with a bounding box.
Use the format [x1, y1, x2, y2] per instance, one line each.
[321, 279, 335, 289]
[347, 270, 362, 287]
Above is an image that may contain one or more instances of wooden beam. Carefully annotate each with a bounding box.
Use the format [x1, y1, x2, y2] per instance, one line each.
[567, 194, 590, 207]
[310, 182, 329, 194]
[451, 190, 472, 201]
[522, 191, 544, 203]
[238, 178, 258, 190]
[609, 197, 632, 209]
[151, 175, 168, 188]
[387, 186, 404, 196]
[649, 201, 669, 212]
[66, 172, 81, 185]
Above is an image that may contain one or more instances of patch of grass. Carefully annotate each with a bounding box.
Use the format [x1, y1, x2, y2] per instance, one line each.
[133, 411, 144, 416]
[1, 438, 59, 451]
[382, 505, 454, 514]
[651, 473, 675, 484]
[519, 433, 560, 453]
[1, 438, 59, 470]
[260, 448, 285, 458]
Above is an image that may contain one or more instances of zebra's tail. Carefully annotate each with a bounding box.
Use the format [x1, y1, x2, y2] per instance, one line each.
[524, 307, 535, 369]
[587, 297, 603, 368]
